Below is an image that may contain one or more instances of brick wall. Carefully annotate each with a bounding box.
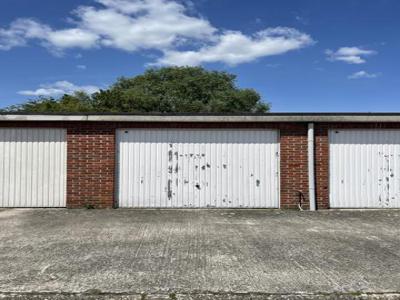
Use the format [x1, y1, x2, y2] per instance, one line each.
[67, 123, 116, 208]
[315, 125, 329, 209]
[279, 124, 309, 209]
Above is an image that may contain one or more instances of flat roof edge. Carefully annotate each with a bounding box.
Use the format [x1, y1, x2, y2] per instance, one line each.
[2, 114, 400, 122]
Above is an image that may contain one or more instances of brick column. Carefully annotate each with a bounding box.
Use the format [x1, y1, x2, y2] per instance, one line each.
[67, 123, 116, 208]
[315, 124, 329, 209]
[279, 124, 309, 209]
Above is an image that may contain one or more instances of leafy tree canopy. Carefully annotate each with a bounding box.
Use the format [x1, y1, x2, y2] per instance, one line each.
[2, 67, 270, 113]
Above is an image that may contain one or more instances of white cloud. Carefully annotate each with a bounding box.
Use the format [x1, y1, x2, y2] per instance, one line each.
[156, 28, 314, 66]
[75, 0, 216, 52]
[77, 64, 87, 70]
[0, 0, 314, 66]
[326, 47, 376, 64]
[18, 81, 100, 97]
[0, 0, 215, 53]
[348, 70, 380, 79]
[0, 25, 26, 50]
[0, 19, 99, 53]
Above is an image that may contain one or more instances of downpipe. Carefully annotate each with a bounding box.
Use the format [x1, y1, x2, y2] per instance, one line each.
[308, 123, 316, 211]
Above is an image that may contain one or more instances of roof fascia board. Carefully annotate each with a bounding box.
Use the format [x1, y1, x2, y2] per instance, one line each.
[1, 114, 400, 122]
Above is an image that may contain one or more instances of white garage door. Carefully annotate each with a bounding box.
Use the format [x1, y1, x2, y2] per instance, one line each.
[0, 128, 67, 207]
[117, 129, 280, 208]
[330, 130, 400, 208]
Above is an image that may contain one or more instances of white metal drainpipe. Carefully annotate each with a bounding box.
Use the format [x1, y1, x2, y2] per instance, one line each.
[308, 123, 316, 211]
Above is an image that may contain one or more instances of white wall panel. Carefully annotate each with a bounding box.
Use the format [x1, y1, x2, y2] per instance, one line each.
[330, 130, 400, 208]
[0, 128, 67, 207]
[117, 129, 280, 208]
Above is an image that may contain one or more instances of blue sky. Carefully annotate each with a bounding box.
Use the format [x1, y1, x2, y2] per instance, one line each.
[0, 0, 399, 112]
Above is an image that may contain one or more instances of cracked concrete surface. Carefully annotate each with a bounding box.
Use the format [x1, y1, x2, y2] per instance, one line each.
[0, 209, 400, 299]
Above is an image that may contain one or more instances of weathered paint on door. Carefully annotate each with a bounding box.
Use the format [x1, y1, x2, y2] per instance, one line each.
[0, 128, 67, 207]
[117, 129, 280, 208]
[329, 130, 400, 208]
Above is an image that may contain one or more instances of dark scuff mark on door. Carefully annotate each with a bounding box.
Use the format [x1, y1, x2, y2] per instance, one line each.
[167, 180, 172, 200]
[256, 179, 260, 187]
[378, 151, 394, 207]
[168, 150, 173, 162]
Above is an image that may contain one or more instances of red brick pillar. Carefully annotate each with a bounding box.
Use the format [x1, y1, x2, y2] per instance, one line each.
[315, 124, 329, 209]
[67, 123, 116, 208]
[279, 124, 309, 209]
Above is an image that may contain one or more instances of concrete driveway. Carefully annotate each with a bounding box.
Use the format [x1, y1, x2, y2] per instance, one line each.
[0, 209, 400, 299]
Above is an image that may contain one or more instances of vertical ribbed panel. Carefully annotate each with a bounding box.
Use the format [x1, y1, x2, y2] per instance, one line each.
[0, 128, 67, 207]
[117, 129, 279, 208]
[330, 130, 400, 208]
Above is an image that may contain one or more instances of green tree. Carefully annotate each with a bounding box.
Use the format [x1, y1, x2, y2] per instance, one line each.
[3, 67, 270, 113]
[3, 92, 93, 113]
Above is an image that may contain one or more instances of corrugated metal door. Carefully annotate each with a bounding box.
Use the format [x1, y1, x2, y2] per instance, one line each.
[330, 130, 400, 208]
[0, 128, 67, 207]
[117, 129, 280, 208]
